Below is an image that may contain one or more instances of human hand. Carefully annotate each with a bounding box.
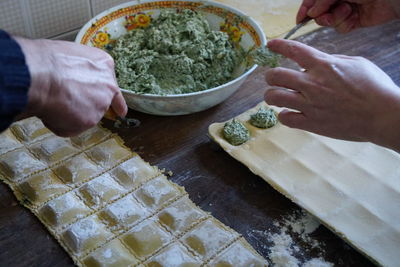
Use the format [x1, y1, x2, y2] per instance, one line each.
[16, 38, 127, 137]
[296, 0, 399, 33]
[264, 39, 400, 151]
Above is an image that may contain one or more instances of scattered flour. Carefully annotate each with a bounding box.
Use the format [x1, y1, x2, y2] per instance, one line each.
[251, 209, 333, 267]
[280, 210, 322, 249]
[283, 210, 321, 234]
[268, 232, 299, 267]
[303, 258, 333, 267]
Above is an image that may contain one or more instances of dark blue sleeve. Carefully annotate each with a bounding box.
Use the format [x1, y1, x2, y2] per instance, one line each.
[0, 30, 31, 132]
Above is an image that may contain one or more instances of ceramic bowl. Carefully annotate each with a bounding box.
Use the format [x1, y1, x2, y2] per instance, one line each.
[76, 0, 266, 115]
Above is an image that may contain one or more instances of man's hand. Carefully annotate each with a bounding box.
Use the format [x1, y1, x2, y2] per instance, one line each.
[296, 0, 399, 33]
[264, 39, 400, 151]
[16, 38, 127, 137]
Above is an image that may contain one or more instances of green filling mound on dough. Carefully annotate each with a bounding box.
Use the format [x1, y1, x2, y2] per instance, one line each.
[109, 9, 244, 95]
[249, 107, 277, 128]
[223, 119, 250, 146]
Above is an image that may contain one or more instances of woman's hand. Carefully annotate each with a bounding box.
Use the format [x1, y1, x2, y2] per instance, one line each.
[16, 38, 127, 137]
[296, 0, 399, 33]
[264, 39, 400, 151]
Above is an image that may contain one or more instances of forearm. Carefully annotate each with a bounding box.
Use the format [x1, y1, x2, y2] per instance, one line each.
[0, 30, 31, 132]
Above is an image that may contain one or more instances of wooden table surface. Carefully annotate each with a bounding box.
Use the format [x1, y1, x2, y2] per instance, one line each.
[1, 21, 399, 266]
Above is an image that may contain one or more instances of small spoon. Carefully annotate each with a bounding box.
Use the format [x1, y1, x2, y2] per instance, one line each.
[248, 17, 314, 67]
[283, 17, 313, 39]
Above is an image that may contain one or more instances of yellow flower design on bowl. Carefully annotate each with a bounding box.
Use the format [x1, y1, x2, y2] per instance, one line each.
[91, 31, 110, 48]
[220, 21, 244, 43]
[229, 26, 244, 42]
[125, 13, 152, 31]
[135, 13, 151, 27]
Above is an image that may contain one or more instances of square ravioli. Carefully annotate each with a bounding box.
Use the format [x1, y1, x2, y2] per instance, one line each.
[158, 197, 207, 235]
[83, 239, 139, 267]
[99, 195, 150, 232]
[39, 192, 91, 228]
[121, 220, 172, 259]
[70, 126, 111, 149]
[18, 170, 69, 205]
[53, 154, 101, 185]
[29, 136, 79, 164]
[182, 219, 235, 260]
[11, 117, 51, 143]
[208, 239, 267, 267]
[0, 148, 47, 182]
[86, 138, 132, 169]
[110, 156, 160, 190]
[62, 215, 113, 255]
[0, 129, 23, 155]
[134, 175, 184, 210]
[78, 173, 125, 208]
[145, 243, 201, 267]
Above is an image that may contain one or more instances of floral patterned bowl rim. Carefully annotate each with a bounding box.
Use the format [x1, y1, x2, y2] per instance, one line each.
[75, 0, 266, 101]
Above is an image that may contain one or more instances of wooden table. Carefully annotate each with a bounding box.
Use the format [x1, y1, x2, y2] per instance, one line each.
[1, 21, 399, 266]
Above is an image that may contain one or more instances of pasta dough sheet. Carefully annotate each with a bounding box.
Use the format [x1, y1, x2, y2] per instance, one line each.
[0, 117, 267, 267]
[208, 102, 400, 267]
[214, 0, 320, 38]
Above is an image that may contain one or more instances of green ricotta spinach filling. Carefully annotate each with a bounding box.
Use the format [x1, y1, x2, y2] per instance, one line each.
[223, 119, 250, 146]
[249, 46, 281, 68]
[109, 9, 245, 95]
[249, 107, 277, 128]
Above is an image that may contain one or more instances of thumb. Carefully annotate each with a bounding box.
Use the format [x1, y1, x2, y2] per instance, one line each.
[110, 90, 128, 118]
[307, 0, 338, 17]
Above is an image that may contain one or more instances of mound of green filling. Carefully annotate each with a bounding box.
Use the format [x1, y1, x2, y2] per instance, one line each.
[223, 119, 250, 146]
[250, 46, 281, 68]
[110, 9, 244, 95]
[249, 107, 277, 128]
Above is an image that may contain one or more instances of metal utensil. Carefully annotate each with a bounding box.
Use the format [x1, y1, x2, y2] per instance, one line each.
[113, 116, 141, 129]
[284, 17, 313, 39]
[104, 108, 141, 129]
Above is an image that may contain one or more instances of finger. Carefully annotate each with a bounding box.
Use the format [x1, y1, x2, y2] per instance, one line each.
[314, 14, 333, 26]
[296, 0, 315, 23]
[336, 12, 359, 33]
[331, 2, 353, 26]
[266, 67, 310, 92]
[267, 39, 329, 69]
[110, 90, 128, 118]
[265, 88, 307, 112]
[307, 0, 339, 18]
[277, 109, 310, 130]
[315, 2, 353, 27]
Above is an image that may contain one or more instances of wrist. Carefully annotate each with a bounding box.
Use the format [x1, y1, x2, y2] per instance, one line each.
[14, 37, 52, 117]
[370, 85, 400, 152]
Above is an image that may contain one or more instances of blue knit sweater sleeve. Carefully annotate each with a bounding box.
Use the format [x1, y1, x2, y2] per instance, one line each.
[0, 30, 31, 131]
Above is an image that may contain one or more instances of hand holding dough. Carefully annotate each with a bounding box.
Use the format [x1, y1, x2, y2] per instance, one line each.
[264, 39, 400, 152]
